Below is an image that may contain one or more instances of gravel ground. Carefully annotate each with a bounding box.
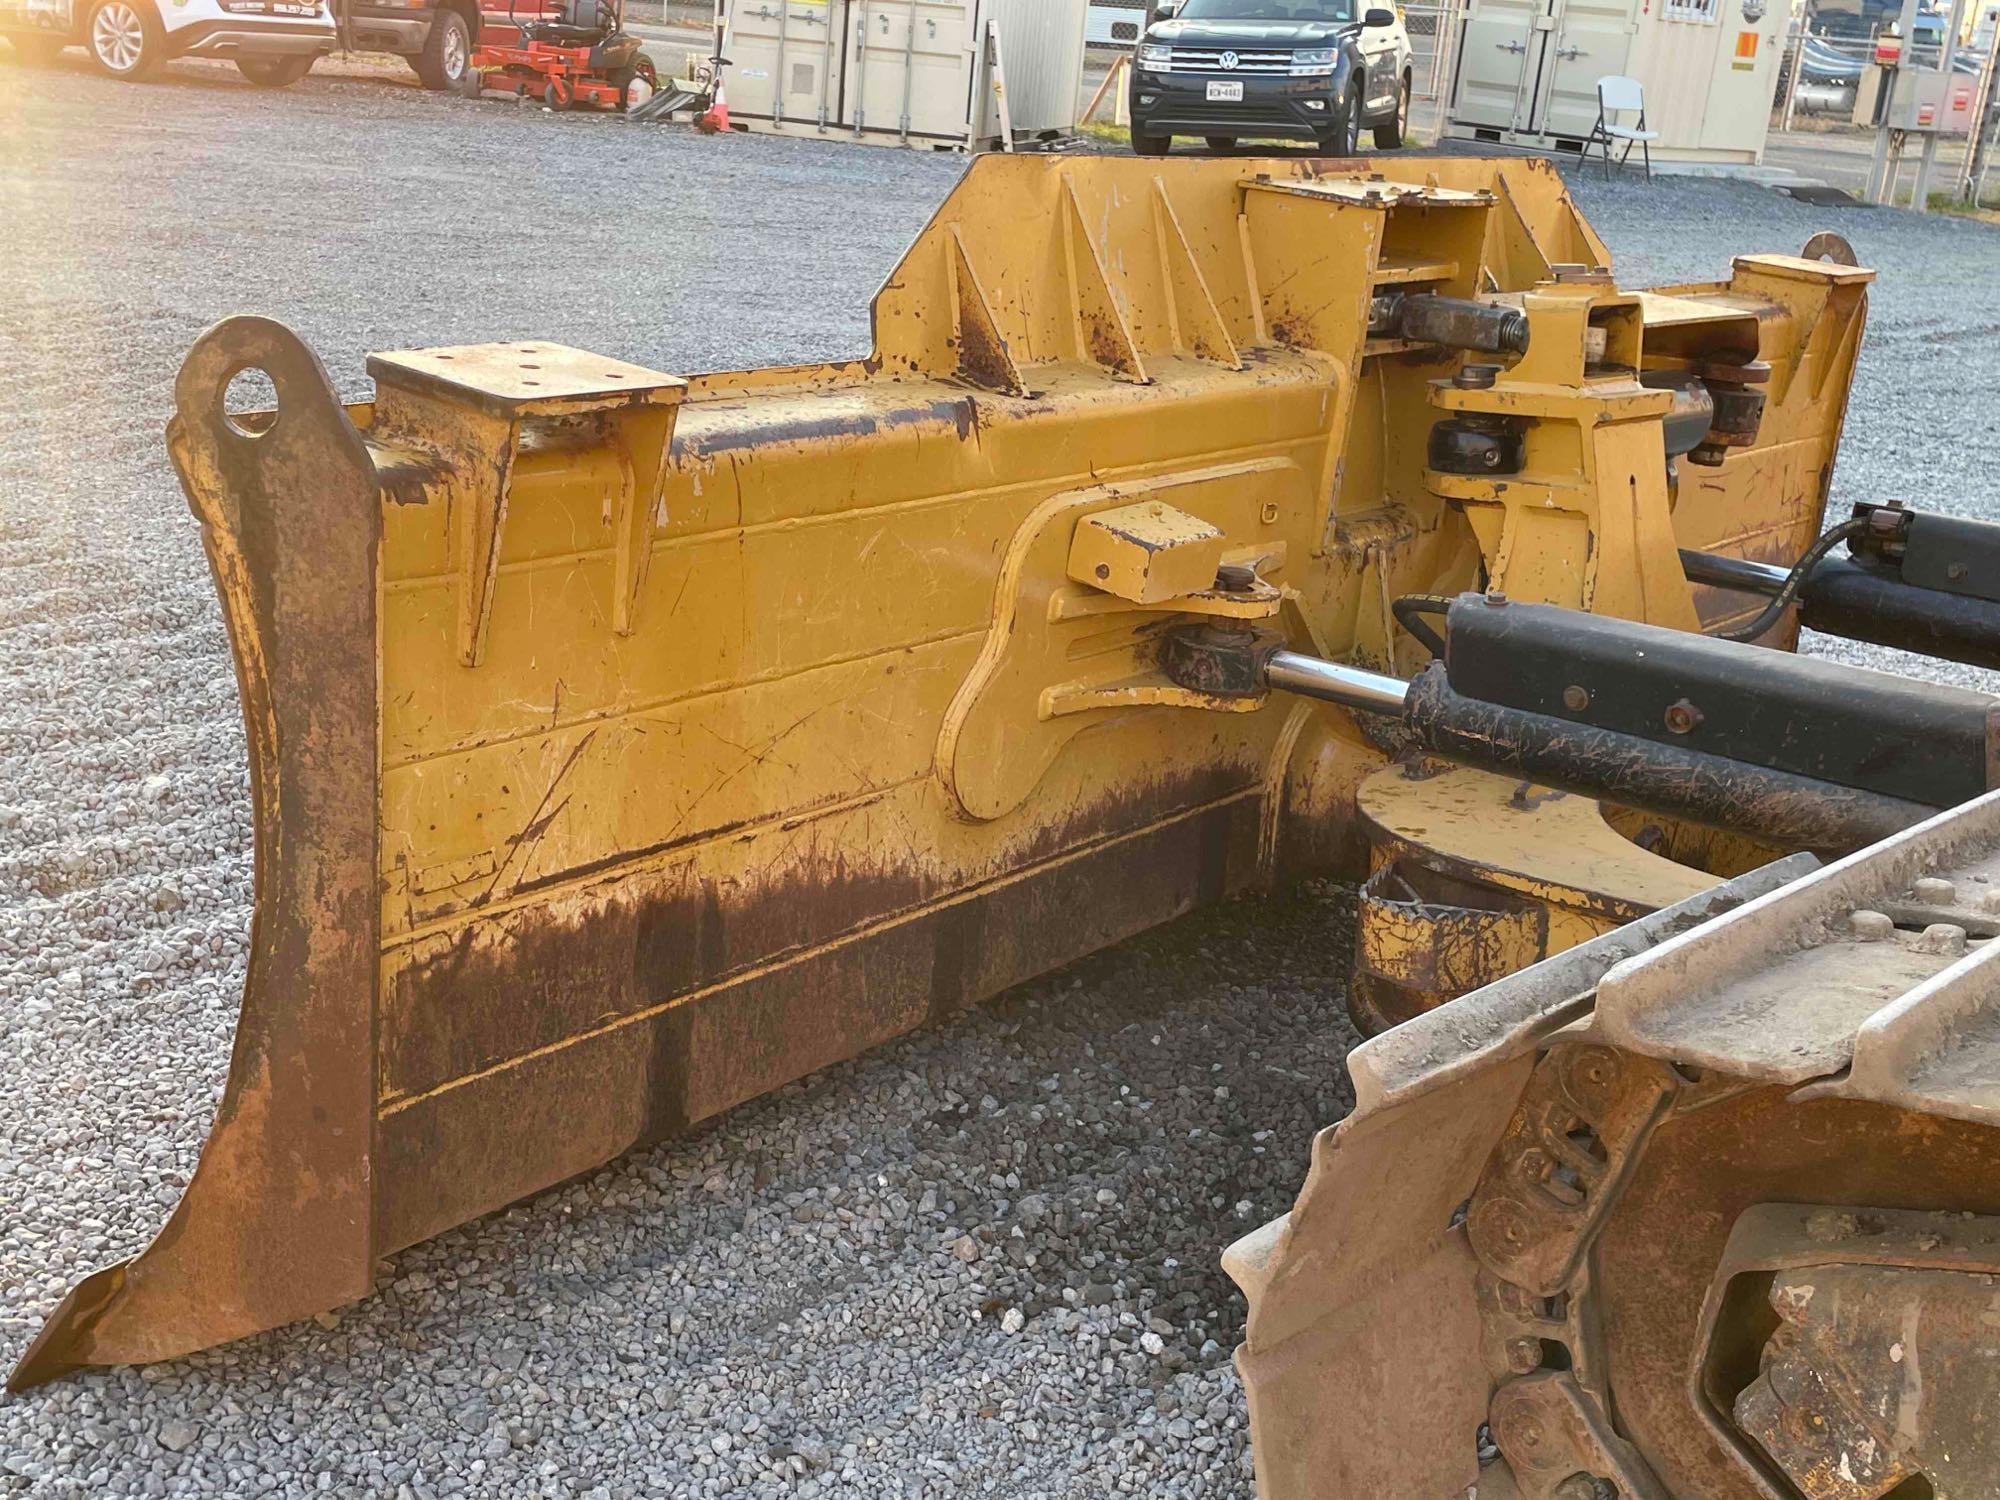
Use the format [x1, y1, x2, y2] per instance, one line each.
[1, 52, 1997, 1498]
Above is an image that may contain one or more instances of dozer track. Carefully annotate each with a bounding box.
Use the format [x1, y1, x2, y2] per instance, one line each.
[12, 154, 1876, 1387]
[1229, 789, 2000, 1499]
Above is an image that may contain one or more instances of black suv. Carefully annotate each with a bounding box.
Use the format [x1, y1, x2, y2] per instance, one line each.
[1127, 0, 1408, 156]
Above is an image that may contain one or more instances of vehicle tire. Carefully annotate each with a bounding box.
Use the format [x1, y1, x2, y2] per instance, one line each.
[235, 54, 312, 86]
[7, 31, 68, 64]
[1203, 135, 1235, 152]
[86, 0, 161, 78]
[1373, 72, 1410, 148]
[457, 64, 483, 97]
[1130, 127, 1170, 155]
[543, 76, 571, 110]
[1317, 89, 1360, 155]
[413, 3, 470, 90]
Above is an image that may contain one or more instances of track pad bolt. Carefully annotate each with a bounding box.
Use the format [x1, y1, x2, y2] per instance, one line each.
[1503, 1336, 1544, 1373]
[1562, 684, 1590, 712]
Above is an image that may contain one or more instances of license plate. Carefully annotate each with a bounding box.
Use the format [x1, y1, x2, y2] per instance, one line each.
[1206, 80, 1244, 102]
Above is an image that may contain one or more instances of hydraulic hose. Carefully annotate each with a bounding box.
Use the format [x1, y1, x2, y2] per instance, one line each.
[1710, 517, 1870, 642]
[1390, 594, 1452, 659]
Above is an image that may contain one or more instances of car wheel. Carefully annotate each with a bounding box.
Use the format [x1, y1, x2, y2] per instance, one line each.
[87, 0, 161, 77]
[235, 54, 313, 86]
[1373, 73, 1410, 148]
[1318, 89, 1360, 155]
[7, 31, 68, 64]
[1130, 128, 1170, 156]
[414, 4, 470, 90]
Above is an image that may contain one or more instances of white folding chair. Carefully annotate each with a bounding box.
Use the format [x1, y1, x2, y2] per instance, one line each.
[1583, 75, 1658, 180]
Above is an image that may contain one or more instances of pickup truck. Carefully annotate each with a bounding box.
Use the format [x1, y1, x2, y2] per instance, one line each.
[335, 0, 577, 90]
[335, 0, 499, 88]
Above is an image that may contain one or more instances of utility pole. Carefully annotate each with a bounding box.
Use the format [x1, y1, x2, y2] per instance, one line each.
[1866, 0, 1924, 204]
[1962, 26, 2000, 202]
[1780, 7, 1805, 133]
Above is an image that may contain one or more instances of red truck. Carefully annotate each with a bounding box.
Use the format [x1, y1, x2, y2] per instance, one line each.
[334, 0, 557, 88]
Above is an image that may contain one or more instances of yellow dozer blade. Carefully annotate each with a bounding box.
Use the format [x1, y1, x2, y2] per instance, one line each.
[1228, 789, 2000, 1499]
[11, 154, 1872, 1387]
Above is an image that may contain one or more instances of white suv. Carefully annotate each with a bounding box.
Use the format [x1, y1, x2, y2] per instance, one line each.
[2, 0, 335, 84]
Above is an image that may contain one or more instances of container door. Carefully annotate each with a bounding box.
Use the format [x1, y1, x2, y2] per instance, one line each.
[1451, 0, 1549, 130]
[1530, 0, 1636, 137]
[728, 0, 847, 127]
[843, 0, 969, 142]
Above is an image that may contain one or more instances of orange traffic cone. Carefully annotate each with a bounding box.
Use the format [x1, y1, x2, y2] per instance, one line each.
[696, 78, 730, 135]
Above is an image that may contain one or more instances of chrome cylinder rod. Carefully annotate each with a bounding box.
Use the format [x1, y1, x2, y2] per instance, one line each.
[1265, 651, 1410, 717]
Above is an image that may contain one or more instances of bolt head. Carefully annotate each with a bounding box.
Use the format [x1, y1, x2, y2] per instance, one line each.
[1663, 698, 1704, 734]
[1562, 684, 1590, 712]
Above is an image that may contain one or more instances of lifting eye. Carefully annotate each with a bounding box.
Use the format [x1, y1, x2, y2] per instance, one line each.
[220, 365, 279, 440]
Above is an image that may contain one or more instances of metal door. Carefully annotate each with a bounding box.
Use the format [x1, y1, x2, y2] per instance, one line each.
[729, 0, 848, 128]
[1530, 0, 1634, 138]
[844, 0, 969, 142]
[1451, 0, 1635, 134]
[1450, 0, 1548, 129]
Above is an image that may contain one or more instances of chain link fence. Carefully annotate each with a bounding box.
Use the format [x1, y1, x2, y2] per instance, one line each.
[1767, 20, 2000, 207]
[1401, 0, 1463, 100]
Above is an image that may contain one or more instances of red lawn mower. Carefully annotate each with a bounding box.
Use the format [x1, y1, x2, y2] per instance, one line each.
[463, 0, 655, 112]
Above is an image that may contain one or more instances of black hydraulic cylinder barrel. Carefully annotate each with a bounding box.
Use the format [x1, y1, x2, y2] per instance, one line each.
[1678, 548, 1789, 595]
[1799, 558, 2000, 672]
[1444, 595, 1998, 809]
[1401, 666, 1935, 855]
[1161, 596, 1997, 853]
[1681, 543, 2000, 672]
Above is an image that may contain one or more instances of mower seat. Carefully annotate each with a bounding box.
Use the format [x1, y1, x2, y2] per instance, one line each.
[521, 0, 611, 45]
[522, 19, 608, 44]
